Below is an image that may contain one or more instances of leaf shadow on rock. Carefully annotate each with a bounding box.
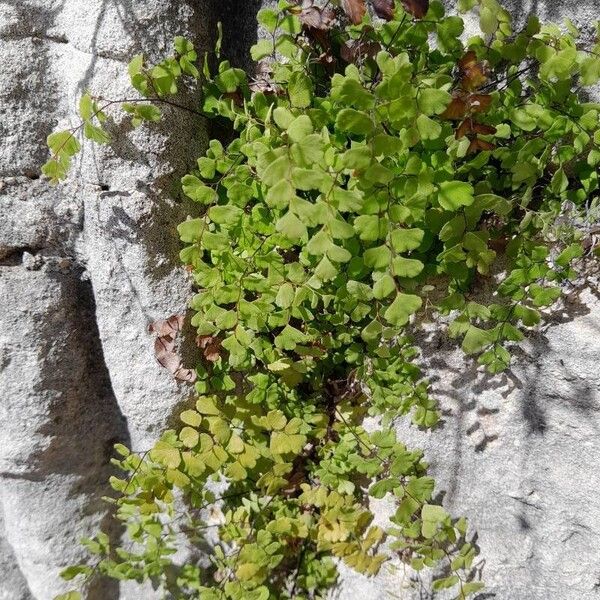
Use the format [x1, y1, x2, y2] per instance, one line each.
[411, 272, 600, 509]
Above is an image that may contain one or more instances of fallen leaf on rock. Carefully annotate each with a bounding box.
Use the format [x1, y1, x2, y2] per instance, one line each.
[173, 367, 197, 382]
[150, 314, 197, 383]
[149, 315, 184, 337]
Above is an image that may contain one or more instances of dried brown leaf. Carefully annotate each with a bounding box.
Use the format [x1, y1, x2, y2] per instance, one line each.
[442, 92, 492, 120]
[154, 337, 181, 373]
[342, 0, 367, 24]
[469, 94, 492, 113]
[459, 51, 489, 91]
[455, 119, 471, 139]
[174, 367, 197, 382]
[467, 137, 496, 154]
[458, 50, 478, 71]
[300, 5, 336, 30]
[149, 315, 184, 337]
[340, 39, 381, 63]
[371, 0, 395, 20]
[401, 0, 429, 19]
[472, 122, 497, 135]
[196, 335, 222, 362]
[455, 120, 497, 139]
[151, 314, 196, 382]
[156, 334, 176, 353]
[305, 27, 334, 56]
[440, 95, 469, 120]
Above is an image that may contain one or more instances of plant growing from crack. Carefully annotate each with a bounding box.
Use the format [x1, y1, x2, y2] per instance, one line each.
[45, 0, 600, 598]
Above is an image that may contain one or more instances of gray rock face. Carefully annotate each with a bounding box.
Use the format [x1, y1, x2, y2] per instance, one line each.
[0, 1, 598, 600]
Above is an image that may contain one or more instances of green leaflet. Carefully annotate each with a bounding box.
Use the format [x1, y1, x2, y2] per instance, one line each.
[288, 71, 313, 108]
[390, 228, 425, 252]
[384, 292, 423, 326]
[417, 88, 452, 115]
[182, 175, 218, 203]
[438, 180, 475, 211]
[416, 114, 442, 140]
[335, 108, 374, 135]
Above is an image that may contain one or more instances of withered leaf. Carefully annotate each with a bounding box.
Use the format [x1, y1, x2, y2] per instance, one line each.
[469, 94, 492, 113]
[196, 334, 222, 362]
[440, 95, 469, 120]
[340, 38, 382, 63]
[455, 120, 497, 139]
[455, 119, 471, 139]
[174, 367, 197, 382]
[154, 336, 179, 371]
[458, 50, 478, 71]
[402, 0, 429, 19]
[441, 93, 492, 120]
[155, 335, 176, 354]
[300, 5, 336, 30]
[472, 122, 496, 135]
[459, 51, 489, 91]
[371, 0, 395, 20]
[342, 0, 367, 24]
[467, 137, 496, 154]
[304, 27, 334, 56]
[150, 314, 197, 383]
[149, 315, 184, 337]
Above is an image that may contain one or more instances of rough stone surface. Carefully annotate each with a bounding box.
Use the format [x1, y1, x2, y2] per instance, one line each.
[0, 1, 599, 600]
